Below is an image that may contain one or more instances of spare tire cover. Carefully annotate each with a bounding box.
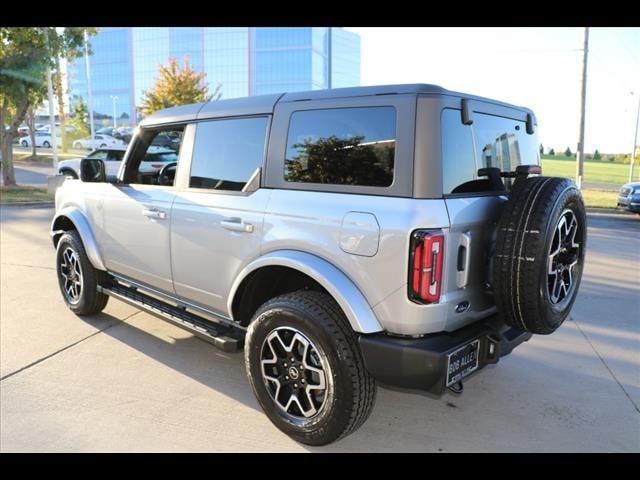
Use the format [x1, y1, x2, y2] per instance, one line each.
[493, 176, 587, 334]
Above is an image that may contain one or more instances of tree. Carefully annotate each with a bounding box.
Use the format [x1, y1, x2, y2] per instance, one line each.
[564, 147, 572, 157]
[593, 149, 601, 160]
[140, 57, 221, 117]
[549, 148, 555, 156]
[24, 105, 38, 158]
[68, 96, 90, 140]
[539, 144, 544, 156]
[0, 27, 96, 186]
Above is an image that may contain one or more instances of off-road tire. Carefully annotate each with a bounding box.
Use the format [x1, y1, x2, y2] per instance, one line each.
[244, 290, 377, 446]
[56, 231, 109, 315]
[493, 176, 586, 334]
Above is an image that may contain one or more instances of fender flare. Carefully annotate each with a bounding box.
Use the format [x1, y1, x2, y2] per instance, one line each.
[227, 250, 383, 334]
[50, 207, 106, 271]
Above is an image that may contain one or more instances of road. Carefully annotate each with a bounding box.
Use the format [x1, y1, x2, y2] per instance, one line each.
[0, 207, 638, 452]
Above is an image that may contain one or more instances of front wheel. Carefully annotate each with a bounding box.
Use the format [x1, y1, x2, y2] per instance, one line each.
[43, 141, 51, 148]
[244, 291, 377, 446]
[55, 231, 109, 315]
[21, 140, 28, 147]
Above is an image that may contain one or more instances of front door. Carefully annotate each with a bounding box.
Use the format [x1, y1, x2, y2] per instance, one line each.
[99, 125, 185, 294]
[170, 116, 271, 315]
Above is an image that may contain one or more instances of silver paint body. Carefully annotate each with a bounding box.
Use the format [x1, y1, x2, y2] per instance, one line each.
[51, 84, 538, 336]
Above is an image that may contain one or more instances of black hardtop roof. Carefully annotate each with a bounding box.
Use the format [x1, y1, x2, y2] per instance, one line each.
[140, 83, 533, 126]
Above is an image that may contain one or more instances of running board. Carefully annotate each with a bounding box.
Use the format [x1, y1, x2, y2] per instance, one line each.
[98, 282, 243, 352]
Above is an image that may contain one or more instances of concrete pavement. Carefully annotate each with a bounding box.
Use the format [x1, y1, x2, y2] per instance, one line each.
[1, 206, 638, 452]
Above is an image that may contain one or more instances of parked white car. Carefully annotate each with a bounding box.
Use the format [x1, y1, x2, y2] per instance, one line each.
[19, 131, 62, 148]
[57, 146, 177, 179]
[72, 134, 124, 150]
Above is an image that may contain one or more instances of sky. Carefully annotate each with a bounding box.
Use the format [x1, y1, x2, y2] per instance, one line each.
[346, 27, 640, 154]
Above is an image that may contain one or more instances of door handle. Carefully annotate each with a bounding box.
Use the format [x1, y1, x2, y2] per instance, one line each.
[142, 208, 166, 220]
[221, 218, 254, 233]
[456, 232, 472, 289]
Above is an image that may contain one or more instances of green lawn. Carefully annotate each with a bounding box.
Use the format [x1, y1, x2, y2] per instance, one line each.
[0, 186, 53, 204]
[579, 189, 620, 209]
[541, 157, 638, 186]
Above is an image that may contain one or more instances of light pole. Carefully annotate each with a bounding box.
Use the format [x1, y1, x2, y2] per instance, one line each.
[84, 29, 95, 140]
[110, 95, 118, 129]
[629, 91, 640, 183]
[576, 27, 589, 190]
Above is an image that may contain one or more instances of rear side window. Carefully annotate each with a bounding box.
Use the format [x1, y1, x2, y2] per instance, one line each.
[284, 106, 396, 187]
[189, 117, 268, 191]
[442, 109, 540, 194]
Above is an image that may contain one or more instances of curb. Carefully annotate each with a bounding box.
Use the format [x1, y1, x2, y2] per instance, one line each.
[586, 208, 636, 216]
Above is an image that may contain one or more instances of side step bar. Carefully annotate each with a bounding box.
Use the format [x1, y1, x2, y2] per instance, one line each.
[98, 282, 244, 352]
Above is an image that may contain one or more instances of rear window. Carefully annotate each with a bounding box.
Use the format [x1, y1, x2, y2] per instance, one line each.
[442, 109, 540, 194]
[284, 106, 396, 187]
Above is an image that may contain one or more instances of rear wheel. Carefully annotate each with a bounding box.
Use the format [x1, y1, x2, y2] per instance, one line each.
[493, 176, 587, 334]
[55, 231, 109, 315]
[21, 140, 28, 147]
[244, 291, 376, 446]
[43, 140, 51, 148]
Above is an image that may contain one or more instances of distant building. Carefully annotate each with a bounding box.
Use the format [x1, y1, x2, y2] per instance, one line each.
[67, 27, 361, 126]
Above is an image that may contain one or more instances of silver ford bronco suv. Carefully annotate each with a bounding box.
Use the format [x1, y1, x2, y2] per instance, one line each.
[51, 84, 587, 446]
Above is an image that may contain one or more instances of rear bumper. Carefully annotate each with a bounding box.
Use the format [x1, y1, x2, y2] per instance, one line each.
[359, 314, 532, 395]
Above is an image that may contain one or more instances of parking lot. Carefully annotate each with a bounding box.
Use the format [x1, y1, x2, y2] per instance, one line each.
[0, 206, 638, 452]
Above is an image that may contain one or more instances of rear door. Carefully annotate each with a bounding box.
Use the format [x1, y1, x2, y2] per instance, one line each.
[170, 116, 271, 315]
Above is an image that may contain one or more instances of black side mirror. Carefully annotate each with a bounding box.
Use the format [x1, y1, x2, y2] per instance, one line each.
[80, 158, 106, 183]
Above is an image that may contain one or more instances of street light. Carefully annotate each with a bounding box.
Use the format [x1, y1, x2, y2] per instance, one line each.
[629, 91, 640, 183]
[110, 95, 118, 129]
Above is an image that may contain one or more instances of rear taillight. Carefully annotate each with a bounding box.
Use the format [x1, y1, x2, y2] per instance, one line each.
[409, 231, 445, 304]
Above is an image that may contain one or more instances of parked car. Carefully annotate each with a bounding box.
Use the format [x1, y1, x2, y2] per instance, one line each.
[50, 84, 587, 446]
[115, 126, 135, 143]
[151, 132, 181, 150]
[617, 181, 640, 214]
[57, 145, 175, 179]
[20, 131, 62, 148]
[72, 134, 124, 150]
[96, 126, 125, 140]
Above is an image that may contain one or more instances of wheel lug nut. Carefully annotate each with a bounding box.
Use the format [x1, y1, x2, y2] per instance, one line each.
[291, 357, 295, 362]
[285, 375, 289, 380]
[294, 383, 298, 388]
[283, 363, 287, 367]
[301, 379, 305, 384]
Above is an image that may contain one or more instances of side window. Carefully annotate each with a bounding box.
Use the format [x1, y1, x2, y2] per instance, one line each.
[128, 127, 184, 186]
[442, 109, 476, 194]
[87, 150, 108, 161]
[284, 106, 396, 187]
[189, 117, 268, 191]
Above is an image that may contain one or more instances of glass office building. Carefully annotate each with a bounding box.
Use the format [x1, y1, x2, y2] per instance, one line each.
[67, 27, 361, 126]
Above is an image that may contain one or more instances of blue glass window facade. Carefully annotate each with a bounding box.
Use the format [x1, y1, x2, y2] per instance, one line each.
[68, 27, 360, 126]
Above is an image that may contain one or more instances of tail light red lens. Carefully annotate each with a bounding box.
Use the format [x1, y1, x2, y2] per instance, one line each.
[409, 231, 445, 304]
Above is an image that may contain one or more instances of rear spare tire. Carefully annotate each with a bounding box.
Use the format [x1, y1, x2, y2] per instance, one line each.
[493, 176, 586, 334]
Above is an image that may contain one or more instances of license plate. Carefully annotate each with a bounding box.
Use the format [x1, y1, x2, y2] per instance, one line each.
[446, 339, 480, 387]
